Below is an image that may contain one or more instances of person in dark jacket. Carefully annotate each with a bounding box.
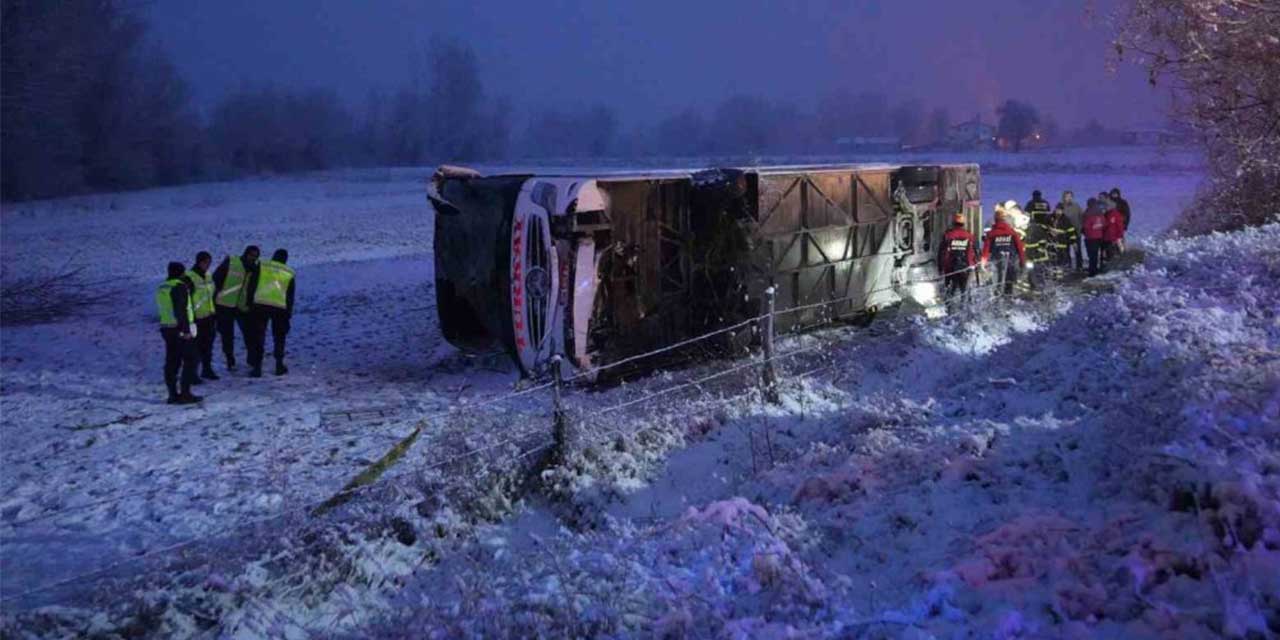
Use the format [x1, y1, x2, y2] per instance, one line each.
[156, 262, 203, 405]
[1024, 190, 1052, 218]
[1047, 204, 1077, 268]
[1109, 187, 1131, 231]
[1103, 201, 1126, 263]
[981, 210, 1027, 297]
[245, 249, 296, 377]
[1054, 190, 1084, 270]
[212, 245, 260, 370]
[187, 251, 219, 381]
[937, 212, 977, 306]
[1024, 190, 1055, 268]
[1081, 198, 1108, 276]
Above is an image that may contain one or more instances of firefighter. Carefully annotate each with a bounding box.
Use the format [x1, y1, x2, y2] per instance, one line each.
[1024, 190, 1055, 267]
[1055, 190, 1084, 270]
[212, 245, 260, 371]
[937, 212, 977, 307]
[245, 248, 295, 377]
[157, 262, 202, 405]
[1109, 187, 1132, 232]
[981, 209, 1026, 297]
[1081, 197, 1107, 276]
[1024, 190, 1052, 219]
[1047, 202, 1078, 269]
[186, 251, 219, 381]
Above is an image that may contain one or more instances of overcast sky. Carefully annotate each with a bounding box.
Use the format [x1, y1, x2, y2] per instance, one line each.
[148, 0, 1169, 131]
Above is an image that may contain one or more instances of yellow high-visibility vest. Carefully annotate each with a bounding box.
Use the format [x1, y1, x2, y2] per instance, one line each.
[156, 278, 195, 328]
[215, 256, 249, 310]
[253, 260, 294, 310]
[185, 270, 216, 320]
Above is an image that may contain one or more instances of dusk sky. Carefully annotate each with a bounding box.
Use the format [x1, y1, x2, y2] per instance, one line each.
[148, 0, 1170, 131]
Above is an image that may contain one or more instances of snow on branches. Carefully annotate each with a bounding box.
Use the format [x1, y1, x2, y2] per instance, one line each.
[1115, 0, 1280, 233]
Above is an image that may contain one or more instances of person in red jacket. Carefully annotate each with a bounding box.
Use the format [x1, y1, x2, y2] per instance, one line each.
[981, 210, 1026, 297]
[937, 212, 977, 305]
[1081, 197, 1108, 276]
[1103, 202, 1126, 263]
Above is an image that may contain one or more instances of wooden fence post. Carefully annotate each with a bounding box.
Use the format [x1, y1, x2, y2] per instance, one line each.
[551, 356, 573, 463]
[761, 287, 780, 404]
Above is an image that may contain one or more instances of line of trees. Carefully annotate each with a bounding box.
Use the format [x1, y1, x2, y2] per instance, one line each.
[522, 92, 956, 160]
[2, 0, 201, 200]
[1, 2, 509, 201]
[5, 1, 1135, 203]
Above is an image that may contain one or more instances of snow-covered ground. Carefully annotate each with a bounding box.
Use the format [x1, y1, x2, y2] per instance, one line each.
[6, 148, 1273, 639]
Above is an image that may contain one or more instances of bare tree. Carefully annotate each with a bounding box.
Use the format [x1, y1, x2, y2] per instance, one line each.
[1, 0, 201, 200]
[2, 0, 105, 199]
[653, 109, 709, 157]
[890, 99, 924, 146]
[996, 99, 1041, 152]
[706, 95, 797, 156]
[1115, 0, 1280, 233]
[926, 107, 951, 147]
[209, 86, 353, 174]
[425, 38, 483, 161]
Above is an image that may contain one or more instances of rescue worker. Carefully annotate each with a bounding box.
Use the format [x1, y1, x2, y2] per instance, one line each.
[245, 248, 295, 377]
[1103, 199, 1126, 263]
[1024, 190, 1055, 267]
[937, 212, 977, 307]
[157, 262, 202, 405]
[1024, 190, 1052, 219]
[1047, 203, 1078, 269]
[1081, 197, 1108, 276]
[186, 251, 219, 380]
[1054, 190, 1084, 270]
[1002, 199, 1031, 240]
[212, 245, 260, 371]
[1109, 187, 1132, 232]
[981, 209, 1026, 297]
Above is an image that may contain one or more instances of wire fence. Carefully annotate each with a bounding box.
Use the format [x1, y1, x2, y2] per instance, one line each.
[0, 257, 1061, 614]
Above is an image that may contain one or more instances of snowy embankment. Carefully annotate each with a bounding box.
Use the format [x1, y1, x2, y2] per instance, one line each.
[5, 151, 1256, 638]
[342, 221, 1277, 639]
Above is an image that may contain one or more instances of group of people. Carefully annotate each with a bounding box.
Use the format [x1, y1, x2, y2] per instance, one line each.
[155, 245, 296, 405]
[937, 187, 1132, 303]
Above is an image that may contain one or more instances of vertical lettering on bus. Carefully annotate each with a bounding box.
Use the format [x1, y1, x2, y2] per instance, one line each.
[512, 213, 527, 350]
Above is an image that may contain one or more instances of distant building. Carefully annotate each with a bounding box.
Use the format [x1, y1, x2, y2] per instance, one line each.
[834, 136, 902, 152]
[947, 115, 996, 149]
[1120, 128, 1184, 146]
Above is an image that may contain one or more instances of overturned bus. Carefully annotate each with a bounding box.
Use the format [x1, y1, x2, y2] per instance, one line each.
[429, 163, 982, 377]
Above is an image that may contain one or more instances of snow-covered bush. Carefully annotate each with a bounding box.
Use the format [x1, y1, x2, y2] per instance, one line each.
[1116, 0, 1280, 234]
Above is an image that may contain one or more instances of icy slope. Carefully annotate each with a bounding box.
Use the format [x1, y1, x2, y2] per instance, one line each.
[366, 222, 1278, 639]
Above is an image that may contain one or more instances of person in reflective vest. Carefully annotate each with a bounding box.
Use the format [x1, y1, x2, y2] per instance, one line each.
[1023, 190, 1055, 268]
[245, 248, 296, 377]
[186, 251, 219, 381]
[1081, 198, 1108, 276]
[937, 212, 976, 306]
[1047, 203, 1078, 269]
[156, 262, 202, 405]
[981, 210, 1026, 297]
[212, 245, 260, 370]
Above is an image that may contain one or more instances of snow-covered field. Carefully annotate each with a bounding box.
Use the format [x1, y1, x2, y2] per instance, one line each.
[5, 148, 1275, 638]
